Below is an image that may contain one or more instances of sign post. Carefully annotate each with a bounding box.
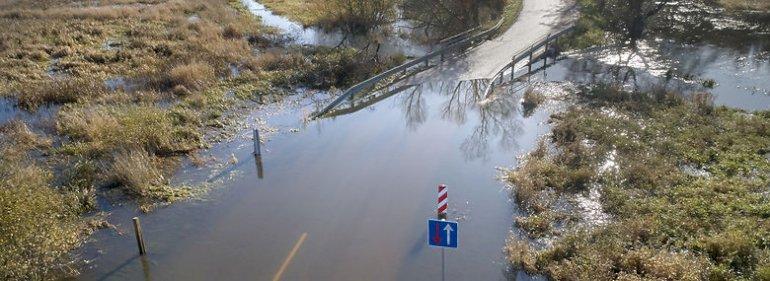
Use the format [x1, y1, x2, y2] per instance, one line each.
[429, 184, 457, 281]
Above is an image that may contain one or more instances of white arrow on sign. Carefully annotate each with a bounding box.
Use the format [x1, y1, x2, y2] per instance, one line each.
[444, 224, 454, 245]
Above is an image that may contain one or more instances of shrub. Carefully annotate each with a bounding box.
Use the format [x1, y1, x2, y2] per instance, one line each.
[522, 88, 546, 116]
[316, 0, 397, 34]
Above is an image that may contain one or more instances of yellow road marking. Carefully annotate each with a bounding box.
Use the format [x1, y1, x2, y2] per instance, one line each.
[272, 232, 308, 281]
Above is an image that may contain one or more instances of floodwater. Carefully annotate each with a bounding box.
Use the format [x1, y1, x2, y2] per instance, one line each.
[63, 3, 770, 281]
[0, 98, 59, 126]
[241, 0, 429, 57]
[545, 41, 770, 111]
[70, 75, 558, 280]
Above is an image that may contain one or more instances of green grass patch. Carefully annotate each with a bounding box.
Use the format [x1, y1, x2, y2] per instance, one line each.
[0, 122, 94, 280]
[719, 0, 770, 11]
[260, 0, 321, 27]
[506, 86, 770, 280]
[498, 0, 524, 33]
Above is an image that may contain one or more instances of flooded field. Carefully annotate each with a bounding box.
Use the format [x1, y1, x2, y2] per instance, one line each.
[545, 40, 770, 111]
[70, 76, 562, 280]
[9, 1, 759, 280]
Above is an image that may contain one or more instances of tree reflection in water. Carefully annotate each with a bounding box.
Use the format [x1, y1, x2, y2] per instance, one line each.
[397, 79, 525, 160]
[399, 85, 428, 130]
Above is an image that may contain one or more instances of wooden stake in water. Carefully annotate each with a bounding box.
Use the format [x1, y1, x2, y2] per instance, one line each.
[255, 154, 264, 179]
[253, 128, 261, 156]
[132, 217, 147, 255]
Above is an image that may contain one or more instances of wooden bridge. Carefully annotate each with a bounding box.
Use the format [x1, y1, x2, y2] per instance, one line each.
[311, 13, 575, 119]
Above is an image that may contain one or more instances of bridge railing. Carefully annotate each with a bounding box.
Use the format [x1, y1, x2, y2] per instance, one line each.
[311, 17, 507, 119]
[482, 24, 576, 98]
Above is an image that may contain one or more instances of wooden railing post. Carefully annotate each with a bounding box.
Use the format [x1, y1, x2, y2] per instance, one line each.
[543, 34, 551, 65]
[528, 52, 533, 73]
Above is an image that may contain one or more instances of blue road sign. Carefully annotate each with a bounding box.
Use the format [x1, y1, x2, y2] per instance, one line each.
[428, 219, 458, 248]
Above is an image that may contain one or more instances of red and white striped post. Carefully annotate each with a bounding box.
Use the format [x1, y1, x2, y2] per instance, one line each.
[437, 184, 448, 220]
[436, 184, 448, 281]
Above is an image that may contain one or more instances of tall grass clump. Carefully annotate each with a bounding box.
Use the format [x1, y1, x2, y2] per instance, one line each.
[167, 62, 216, 93]
[17, 78, 107, 109]
[107, 148, 198, 208]
[56, 104, 201, 156]
[506, 86, 770, 280]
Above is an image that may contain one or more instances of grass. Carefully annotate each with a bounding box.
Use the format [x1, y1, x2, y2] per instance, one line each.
[0, 0, 264, 278]
[0, 0, 416, 278]
[108, 148, 202, 211]
[263, 0, 397, 33]
[498, 0, 524, 33]
[505, 86, 770, 280]
[0, 121, 93, 280]
[719, 0, 770, 11]
[56, 104, 202, 157]
[261, 0, 321, 27]
[168, 62, 217, 92]
[17, 78, 107, 109]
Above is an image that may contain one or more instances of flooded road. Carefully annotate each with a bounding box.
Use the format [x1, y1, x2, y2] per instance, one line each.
[72, 79, 557, 280]
[67, 2, 570, 280]
[65, 1, 770, 280]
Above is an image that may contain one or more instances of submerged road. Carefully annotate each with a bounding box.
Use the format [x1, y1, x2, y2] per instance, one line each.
[73, 1, 572, 280]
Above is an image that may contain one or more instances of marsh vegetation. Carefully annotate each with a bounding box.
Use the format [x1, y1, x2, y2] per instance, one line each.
[502, 0, 770, 280]
[506, 85, 770, 280]
[0, 0, 417, 279]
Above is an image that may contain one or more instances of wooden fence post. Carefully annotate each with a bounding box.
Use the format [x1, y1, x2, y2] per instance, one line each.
[132, 217, 147, 255]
